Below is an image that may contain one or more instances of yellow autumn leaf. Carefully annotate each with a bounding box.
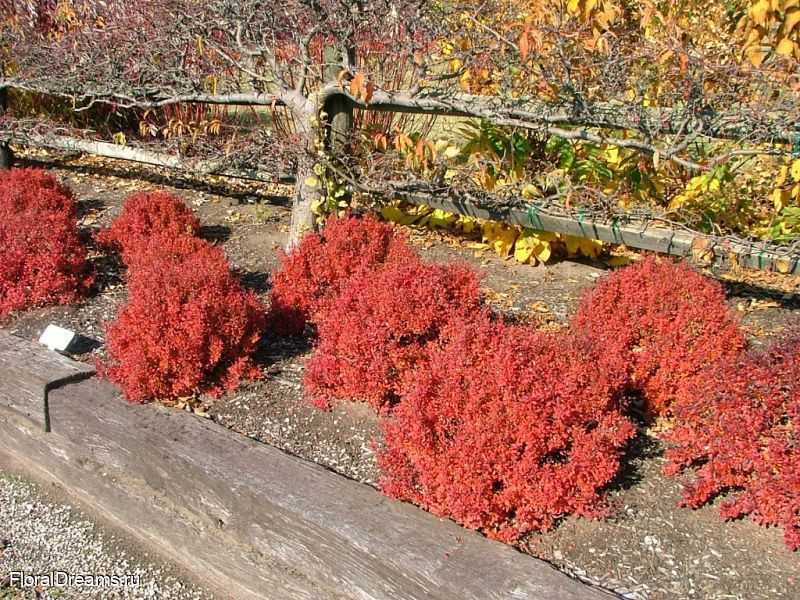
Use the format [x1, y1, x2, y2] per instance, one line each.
[521, 184, 540, 199]
[531, 229, 558, 242]
[564, 235, 581, 256]
[750, 0, 771, 26]
[775, 37, 796, 56]
[567, 0, 581, 17]
[747, 46, 769, 66]
[773, 188, 790, 212]
[459, 70, 472, 91]
[603, 146, 621, 166]
[590, 240, 605, 258]
[586, 240, 604, 259]
[310, 199, 324, 215]
[514, 231, 538, 263]
[429, 209, 458, 229]
[482, 221, 518, 257]
[607, 255, 633, 267]
[444, 145, 461, 159]
[777, 165, 789, 186]
[669, 194, 688, 210]
[791, 160, 800, 183]
[465, 241, 490, 250]
[784, 8, 800, 34]
[409, 204, 433, 218]
[381, 205, 417, 225]
[534, 240, 552, 263]
[564, 235, 603, 258]
[776, 258, 794, 274]
[514, 229, 555, 264]
[457, 216, 480, 234]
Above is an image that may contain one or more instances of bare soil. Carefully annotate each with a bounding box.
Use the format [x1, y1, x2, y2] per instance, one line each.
[3, 152, 800, 600]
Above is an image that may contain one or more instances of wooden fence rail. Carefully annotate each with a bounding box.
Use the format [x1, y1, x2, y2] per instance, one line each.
[392, 189, 800, 275]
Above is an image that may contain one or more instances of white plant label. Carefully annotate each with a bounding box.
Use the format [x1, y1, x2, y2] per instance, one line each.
[39, 324, 76, 353]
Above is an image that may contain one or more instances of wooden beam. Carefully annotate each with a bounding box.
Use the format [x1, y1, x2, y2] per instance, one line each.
[0, 332, 94, 432]
[5, 133, 295, 184]
[0, 333, 615, 600]
[393, 190, 800, 276]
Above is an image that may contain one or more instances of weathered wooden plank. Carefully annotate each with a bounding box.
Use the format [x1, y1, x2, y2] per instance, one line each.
[4, 134, 296, 184]
[0, 361, 615, 599]
[0, 331, 94, 430]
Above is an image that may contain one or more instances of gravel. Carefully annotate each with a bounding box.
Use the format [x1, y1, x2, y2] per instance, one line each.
[0, 474, 212, 600]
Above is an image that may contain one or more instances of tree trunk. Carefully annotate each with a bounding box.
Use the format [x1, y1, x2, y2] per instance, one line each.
[326, 93, 354, 152]
[287, 155, 322, 249]
[285, 91, 353, 250]
[0, 145, 13, 170]
[0, 89, 13, 169]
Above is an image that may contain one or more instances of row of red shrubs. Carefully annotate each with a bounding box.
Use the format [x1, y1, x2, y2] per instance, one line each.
[2, 169, 796, 549]
[270, 215, 799, 549]
[269, 216, 637, 541]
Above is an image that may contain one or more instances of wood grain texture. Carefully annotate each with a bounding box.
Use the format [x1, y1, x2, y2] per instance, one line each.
[0, 337, 616, 600]
[0, 331, 94, 429]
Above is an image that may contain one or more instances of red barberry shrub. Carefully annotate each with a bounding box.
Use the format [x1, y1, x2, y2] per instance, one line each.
[304, 259, 486, 411]
[664, 337, 800, 550]
[268, 214, 415, 335]
[0, 168, 92, 317]
[0, 168, 78, 213]
[377, 320, 636, 542]
[102, 235, 266, 403]
[97, 191, 200, 262]
[572, 256, 745, 418]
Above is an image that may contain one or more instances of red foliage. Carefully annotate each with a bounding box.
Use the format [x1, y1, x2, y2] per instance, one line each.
[378, 320, 636, 542]
[268, 214, 415, 335]
[97, 191, 200, 262]
[0, 168, 92, 317]
[304, 259, 486, 411]
[102, 235, 265, 403]
[664, 337, 800, 550]
[572, 256, 745, 418]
